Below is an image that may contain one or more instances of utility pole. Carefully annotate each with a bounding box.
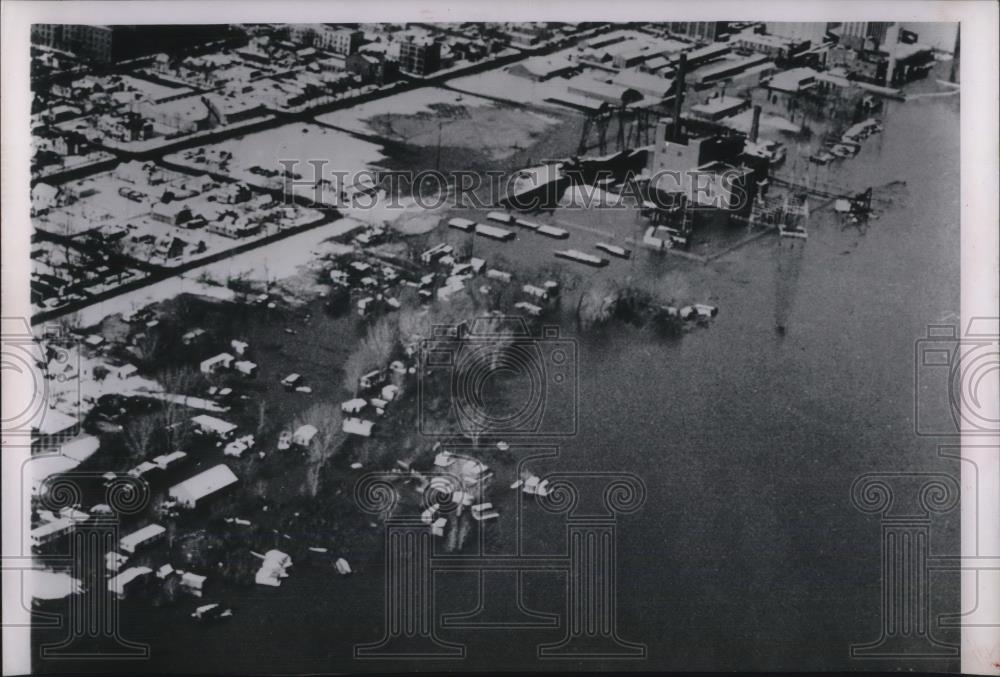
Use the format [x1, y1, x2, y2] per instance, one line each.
[435, 120, 443, 172]
[949, 26, 960, 84]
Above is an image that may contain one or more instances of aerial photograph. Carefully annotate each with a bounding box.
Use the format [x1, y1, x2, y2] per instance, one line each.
[4, 11, 991, 675]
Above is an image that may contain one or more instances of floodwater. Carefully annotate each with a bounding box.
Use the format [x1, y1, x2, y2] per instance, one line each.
[34, 79, 960, 672]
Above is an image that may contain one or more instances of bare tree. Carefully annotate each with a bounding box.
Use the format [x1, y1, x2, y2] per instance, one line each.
[294, 402, 345, 497]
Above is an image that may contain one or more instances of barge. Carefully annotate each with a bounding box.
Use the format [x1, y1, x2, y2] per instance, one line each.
[554, 249, 609, 267]
[595, 242, 631, 259]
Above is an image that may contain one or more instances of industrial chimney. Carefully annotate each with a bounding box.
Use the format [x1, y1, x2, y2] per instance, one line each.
[672, 53, 686, 142]
[750, 105, 762, 143]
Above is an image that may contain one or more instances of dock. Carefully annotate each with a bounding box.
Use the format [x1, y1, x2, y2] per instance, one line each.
[554, 249, 609, 267]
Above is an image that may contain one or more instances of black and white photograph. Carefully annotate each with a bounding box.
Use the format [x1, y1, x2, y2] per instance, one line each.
[1, 1, 998, 675]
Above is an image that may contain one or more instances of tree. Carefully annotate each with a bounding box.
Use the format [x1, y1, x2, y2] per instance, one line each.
[294, 402, 346, 497]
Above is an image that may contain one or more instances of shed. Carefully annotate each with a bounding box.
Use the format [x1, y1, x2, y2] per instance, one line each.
[191, 415, 237, 438]
[342, 417, 374, 437]
[199, 352, 234, 375]
[108, 567, 152, 600]
[169, 464, 238, 509]
[119, 523, 166, 555]
[293, 424, 318, 447]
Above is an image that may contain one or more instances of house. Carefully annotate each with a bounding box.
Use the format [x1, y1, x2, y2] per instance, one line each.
[281, 373, 302, 390]
[180, 571, 207, 597]
[119, 523, 166, 554]
[181, 328, 206, 345]
[199, 352, 234, 375]
[169, 464, 239, 509]
[508, 54, 580, 81]
[343, 417, 374, 437]
[292, 424, 318, 447]
[152, 233, 188, 259]
[230, 339, 249, 356]
[58, 434, 100, 464]
[234, 360, 258, 377]
[106, 551, 128, 573]
[359, 368, 387, 392]
[152, 450, 187, 472]
[30, 517, 76, 549]
[108, 567, 153, 600]
[150, 201, 193, 226]
[341, 398, 366, 415]
[190, 414, 238, 439]
[31, 182, 63, 215]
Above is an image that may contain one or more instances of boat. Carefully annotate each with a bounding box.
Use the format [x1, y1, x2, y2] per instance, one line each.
[486, 211, 514, 225]
[474, 223, 515, 241]
[191, 603, 233, 622]
[447, 217, 475, 232]
[595, 242, 631, 259]
[536, 224, 569, 239]
[554, 249, 609, 267]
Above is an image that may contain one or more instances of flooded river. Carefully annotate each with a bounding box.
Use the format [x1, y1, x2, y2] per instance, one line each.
[35, 76, 960, 672]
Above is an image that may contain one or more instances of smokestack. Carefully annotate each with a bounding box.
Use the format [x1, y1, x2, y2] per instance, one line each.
[672, 53, 686, 142]
[750, 105, 762, 143]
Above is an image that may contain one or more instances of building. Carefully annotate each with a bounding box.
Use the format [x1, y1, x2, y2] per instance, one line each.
[199, 352, 234, 375]
[190, 414, 238, 439]
[832, 22, 893, 50]
[30, 517, 76, 549]
[31, 25, 231, 64]
[669, 22, 730, 43]
[690, 96, 751, 122]
[119, 523, 166, 555]
[508, 54, 580, 81]
[765, 22, 833, 45]
[169, 464, 239, 509]
[731, 32, 795, 60]
[398, 36, 441, 76]
[108, 567, 153, 599]
[317, 26, 364, 55]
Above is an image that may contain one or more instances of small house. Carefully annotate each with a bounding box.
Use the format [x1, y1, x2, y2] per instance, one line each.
[199, 352, 234, 375]
[108, 566, 153, 600]
[359, 368, 386, 392]
[119, 523, 166, 555]
[190, 414, 238, 439]
[342, 417, 374, 437]
[106, 551, 128, 573]
[180, 571, 207, 597]
[234, 360, 258, 376]
[182, 328, 206, 346]
[281, 373, 302, 390]
[169, 464, 239, 509]
[292, 425, 318, 447]
[341, 398, 367, 415]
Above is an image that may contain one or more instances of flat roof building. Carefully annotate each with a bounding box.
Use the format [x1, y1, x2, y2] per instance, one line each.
[169, 464, 238, 509]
